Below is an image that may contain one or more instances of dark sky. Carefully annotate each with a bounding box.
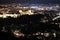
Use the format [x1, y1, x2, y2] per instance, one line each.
[0, 0, 60, 4]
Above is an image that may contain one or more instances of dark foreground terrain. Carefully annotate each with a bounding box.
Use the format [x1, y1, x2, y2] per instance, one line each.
[0, 14, 60, 40]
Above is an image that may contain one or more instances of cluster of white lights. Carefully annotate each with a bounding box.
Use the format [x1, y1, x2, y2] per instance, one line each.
[0, 14, 18, 18]
[33, 32, 56, 37]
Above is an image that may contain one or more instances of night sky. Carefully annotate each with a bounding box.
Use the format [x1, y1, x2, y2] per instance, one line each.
[0, 0, 60, 4]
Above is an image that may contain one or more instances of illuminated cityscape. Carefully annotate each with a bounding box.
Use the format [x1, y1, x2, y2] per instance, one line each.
[0, 3, 60, 40]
